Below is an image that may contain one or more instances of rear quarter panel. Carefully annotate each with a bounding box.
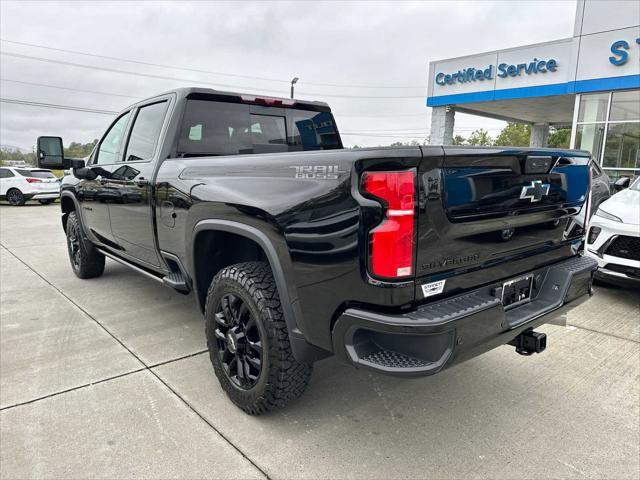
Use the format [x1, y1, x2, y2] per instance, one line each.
[154, 147, 423, 351]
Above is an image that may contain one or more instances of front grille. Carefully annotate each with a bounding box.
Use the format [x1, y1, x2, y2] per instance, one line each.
[605, 236, 640, 261]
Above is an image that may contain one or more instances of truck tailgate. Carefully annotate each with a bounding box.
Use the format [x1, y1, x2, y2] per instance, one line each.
[415, 146, 590, 301]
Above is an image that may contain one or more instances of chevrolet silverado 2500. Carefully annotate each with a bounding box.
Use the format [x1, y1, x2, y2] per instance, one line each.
[37, 87, 597, 414]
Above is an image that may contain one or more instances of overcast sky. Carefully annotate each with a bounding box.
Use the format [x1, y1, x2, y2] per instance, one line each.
[0, 0, 577, 151]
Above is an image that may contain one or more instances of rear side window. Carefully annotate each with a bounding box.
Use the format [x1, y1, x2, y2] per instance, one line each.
[24, 170, 56, 179]
[177, 100, 341, 157]
[124, 101, 169, 162]
[0, 168, 14, 178]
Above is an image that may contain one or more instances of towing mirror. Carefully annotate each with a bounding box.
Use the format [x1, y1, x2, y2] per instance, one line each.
[37, 136, 69, 169]
[614, 176, 630, 192]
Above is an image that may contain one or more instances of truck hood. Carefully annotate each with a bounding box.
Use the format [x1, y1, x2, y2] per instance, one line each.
[597, 188, 640, 225]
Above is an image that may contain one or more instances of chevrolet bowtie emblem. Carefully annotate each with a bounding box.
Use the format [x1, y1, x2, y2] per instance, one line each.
[520, 180, 550, 202]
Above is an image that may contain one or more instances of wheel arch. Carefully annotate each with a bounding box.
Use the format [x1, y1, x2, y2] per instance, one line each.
[191, 219, 330, 363]
[60, 192, 79, 231]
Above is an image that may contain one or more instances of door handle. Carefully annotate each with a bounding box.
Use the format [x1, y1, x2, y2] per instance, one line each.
[136, 178, 149, 188]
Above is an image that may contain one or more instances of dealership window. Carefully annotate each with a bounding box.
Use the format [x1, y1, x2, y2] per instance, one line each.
[573, 89, 639, 181]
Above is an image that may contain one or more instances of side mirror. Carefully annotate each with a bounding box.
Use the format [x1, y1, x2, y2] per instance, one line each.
[70, 159, 85, 169]
[37, 136, 69, 169]
[69, 159, 97, 180]
[614, 176, 630, 192]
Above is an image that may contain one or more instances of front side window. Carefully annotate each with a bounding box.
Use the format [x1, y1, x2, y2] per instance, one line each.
[124, 102, 169, 162]
[96, 112, 131, 165]
[0, 168, 14, 178]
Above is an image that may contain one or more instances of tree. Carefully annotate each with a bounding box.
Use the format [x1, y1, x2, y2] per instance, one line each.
[65, 139, 98, 158]
[466, 129, 493, 146]
[548, 128, 571, 148]
[494, 122, 530, 147]
[452, 134, 466, 145]
[0, 148, 36, 165]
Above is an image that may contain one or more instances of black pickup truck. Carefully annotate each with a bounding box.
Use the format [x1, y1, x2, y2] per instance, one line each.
[37, 87, 597, 414]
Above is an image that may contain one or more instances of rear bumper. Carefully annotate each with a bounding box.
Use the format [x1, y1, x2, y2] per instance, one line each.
[332, 255, 597, 377]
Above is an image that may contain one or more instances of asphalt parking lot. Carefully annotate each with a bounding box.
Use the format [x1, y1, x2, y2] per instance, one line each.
[0, 203, 638, 479]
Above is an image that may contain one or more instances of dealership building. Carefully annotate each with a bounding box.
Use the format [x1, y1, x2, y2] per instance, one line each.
[427, 0, 639, 179]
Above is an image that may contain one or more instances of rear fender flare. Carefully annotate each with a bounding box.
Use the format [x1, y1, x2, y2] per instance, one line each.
[191, 220, 327, 362]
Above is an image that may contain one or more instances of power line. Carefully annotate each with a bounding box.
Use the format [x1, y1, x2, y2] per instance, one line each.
[0, 38, 427, 90]
[0, 98, 118, 115]
[337, 112, 428, 118]
[0, 78, 139, 99]
[1, 51, 425, 100]
[1, 97, 494, 136]
[1, 78, 431, 117]
[341, 133, 429, 138]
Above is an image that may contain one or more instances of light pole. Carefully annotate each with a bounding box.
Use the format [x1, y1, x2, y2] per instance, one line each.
[290, 77, 299, 99]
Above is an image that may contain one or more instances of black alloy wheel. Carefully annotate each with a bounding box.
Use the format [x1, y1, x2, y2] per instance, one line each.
[67, 219, 82, 270]
[213, 293, 263, 389]
[7, 189, 25, 206]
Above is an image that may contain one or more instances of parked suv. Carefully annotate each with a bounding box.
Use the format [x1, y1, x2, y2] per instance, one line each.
[0, 167, 60, 205]
[586, 176, 640, 287]
[37, 87, 597, 414]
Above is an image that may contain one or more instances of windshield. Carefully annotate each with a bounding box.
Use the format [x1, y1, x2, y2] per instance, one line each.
[16, 169, 56, 178]
[630, 177, 640, 191]
[177, 100, 341, 157]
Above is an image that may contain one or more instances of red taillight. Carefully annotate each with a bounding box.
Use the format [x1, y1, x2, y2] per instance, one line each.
[362, 170, 416, 279]
[25, 178, 42, 183]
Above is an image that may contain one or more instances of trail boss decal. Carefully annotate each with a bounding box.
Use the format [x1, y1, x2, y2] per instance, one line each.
[290, 165, 344, 180]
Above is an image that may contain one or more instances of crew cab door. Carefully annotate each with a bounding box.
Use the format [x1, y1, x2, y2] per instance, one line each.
[107, 98, 171, 268]
[78, 111, 132, 244]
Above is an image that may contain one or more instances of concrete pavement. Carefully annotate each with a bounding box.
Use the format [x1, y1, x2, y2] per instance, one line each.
[1, 203, 638, 479]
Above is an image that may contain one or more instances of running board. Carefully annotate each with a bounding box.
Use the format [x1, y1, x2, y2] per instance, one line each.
[96, 248, 192, 295]
[162, 272, 190, 294]
[96, 248, 164, 283]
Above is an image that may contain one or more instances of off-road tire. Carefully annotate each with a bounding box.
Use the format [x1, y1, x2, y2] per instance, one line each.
[205, 261, 313, 415]
[7, 188, 25, 206]
[66, 211, 105, 279]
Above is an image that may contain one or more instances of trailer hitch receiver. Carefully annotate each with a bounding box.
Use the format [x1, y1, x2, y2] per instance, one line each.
[509, 329, 547, 356]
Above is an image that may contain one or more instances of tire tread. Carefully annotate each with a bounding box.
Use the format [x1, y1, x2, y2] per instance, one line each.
[205, 261, 312, 415]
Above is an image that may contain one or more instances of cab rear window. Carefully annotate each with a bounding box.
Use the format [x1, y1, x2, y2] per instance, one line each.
[177, 100, 341, 157]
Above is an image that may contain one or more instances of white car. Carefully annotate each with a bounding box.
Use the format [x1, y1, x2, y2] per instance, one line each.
[585, 177, 640, 288]
[0, 166, 60, 206]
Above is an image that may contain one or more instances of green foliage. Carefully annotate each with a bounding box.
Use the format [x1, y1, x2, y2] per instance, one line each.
[466, 128, 493, 146]
[65, 139, 98, 158]
[388, 139, 427, 147]
[547, 128, 571, 148]
[0, 148, 35, 165]
[493, 122, 531, 147]
[452, 134, 466, 145]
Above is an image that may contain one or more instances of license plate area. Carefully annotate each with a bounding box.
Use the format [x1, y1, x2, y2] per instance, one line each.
[501, 274, 534, 309]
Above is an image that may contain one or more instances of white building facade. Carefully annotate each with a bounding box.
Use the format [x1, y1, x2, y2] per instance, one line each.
[427, 0, 639, 180]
